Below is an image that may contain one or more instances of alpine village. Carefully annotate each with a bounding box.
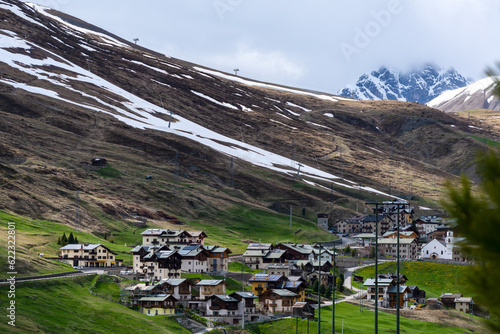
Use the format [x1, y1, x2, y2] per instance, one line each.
[0, 1, 498, 333]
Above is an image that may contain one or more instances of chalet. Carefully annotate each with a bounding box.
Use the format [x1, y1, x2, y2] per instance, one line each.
[249, 274, 288, 296]
[408, 286, 426, 304]
[292, 302, 315, 320]
[282, 280, 306, 302]
[295, 260, 333, 273]
[205, 294, 239, 319]
[333, 215, 364, 234]
[242, 249, 268, 270]
[377, 273, 408, 285]
[203, 245, 231, 273]
[187, 231, 207, 245]
[440, 293, 462, 308]
[387, 285, 411, 308]
[309, 247, 334, 263]
[178, 244, 209, 273]
[306, 270, 333, 287]
[258, 289, 299, 313]
[196, 279, 227, 300]
[455, 297, 473, 313]
[414, 216, 442, 239]
[361, 214, 394, 236]
[59, 244, 122, 268]
[275, 243, 312, 261]
[262, 249, 287, 267]
[229, 292, 261, 323]
[138, 294, 177, 316]
[266, 263, 298, 276]
[130, 245, 170, 273]
[138, 250, 182, 280]
[377, 238, 418, 259]
[363, 278, 395, 307]
[156, 278, 193, 301]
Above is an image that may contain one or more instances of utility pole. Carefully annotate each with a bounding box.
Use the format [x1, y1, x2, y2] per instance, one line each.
[332, 243, 336, 334]
[318, 243, 322, 334]
[75, 191, 80, 231]
[234, 68, 239, 76]
[290, 205, 293, 228]
[230, 157, 234, 188]
[366, 201, 408, 334]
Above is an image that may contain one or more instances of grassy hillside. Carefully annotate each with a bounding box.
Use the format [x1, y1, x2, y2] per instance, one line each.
[0, 210, 139, 278]
[0, 276, 189, 333]
[352, 261, 470, 298]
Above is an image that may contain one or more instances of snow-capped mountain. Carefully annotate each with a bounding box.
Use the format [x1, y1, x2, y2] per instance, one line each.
[339, 65, 470, 104]
[427, 76, 500, 113]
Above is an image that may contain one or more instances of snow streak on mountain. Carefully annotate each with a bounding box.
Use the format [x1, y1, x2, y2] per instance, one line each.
[339, 65, 470, 104]
[427, 76, 500, 113]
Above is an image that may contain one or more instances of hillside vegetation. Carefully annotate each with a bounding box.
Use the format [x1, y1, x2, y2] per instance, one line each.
[352, 261, 470, 298]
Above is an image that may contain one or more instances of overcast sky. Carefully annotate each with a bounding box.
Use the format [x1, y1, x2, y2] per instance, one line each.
[26, 0, 500, 94]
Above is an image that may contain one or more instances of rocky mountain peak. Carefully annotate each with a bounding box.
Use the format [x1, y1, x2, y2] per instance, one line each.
[339, 65, 470, 104]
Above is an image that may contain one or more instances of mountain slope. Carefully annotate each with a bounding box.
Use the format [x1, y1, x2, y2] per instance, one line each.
[339, 65, 470, 104]
[0, 0, 493, 246]
[427, 76, 500, 113]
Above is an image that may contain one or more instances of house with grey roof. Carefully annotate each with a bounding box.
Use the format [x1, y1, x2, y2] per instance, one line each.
[59, 244, 122, 268]
[196, 279, 227, 300]
[258, 289, 299, 314]
[138, 294, 178, 316]
[229, 292, 261, 322]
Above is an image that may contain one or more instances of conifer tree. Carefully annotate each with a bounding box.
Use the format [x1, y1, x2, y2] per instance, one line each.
[68, 232, 75, 244]
[443, 149, 500, 331]
[61, 233, 68, 246]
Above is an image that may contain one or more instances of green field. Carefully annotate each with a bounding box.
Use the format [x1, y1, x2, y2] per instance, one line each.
[352, 261, 470, 298]
[0, 210, 141, 278]
[0, 276, 190, 333]
[228, 261, 261, 274]
[210, 303, 480, 333]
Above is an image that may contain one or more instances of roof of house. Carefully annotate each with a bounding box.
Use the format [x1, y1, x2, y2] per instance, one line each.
[264, 250, 286, 259]
[283, 281, 304, 289]
[211, 294, 238, 302]
[455, 297, 473, 303]
[250, 274, 284, 282]
[60, 244, 100, 250]
[197, 279, 225, 286]
[246, 243, 273, 250]
[278, 243, 313, 255]
[363, 278, 394, 287]
[158, 278, 187, 286]
[361, 214, 390, 223]
[377, 238, 416, 245]
[266, 263, 296, 270]
[440, 293, 462, 299]
[231, 292, 258, 299]
[287, 276, 304, 282]
[387, 285, 409, 293]
[139, 294, 175, 302]
[187, 231, 206, 238]
[141, 228, 187, 237]
[292, 302, 309, 308]
[270, 289, 298, 297]
[243, 250, 269, 257]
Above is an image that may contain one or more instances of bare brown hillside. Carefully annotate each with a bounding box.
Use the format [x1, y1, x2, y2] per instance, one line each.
[0, 0, 496, 237]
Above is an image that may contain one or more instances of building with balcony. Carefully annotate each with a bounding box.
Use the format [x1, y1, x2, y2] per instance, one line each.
[138, 294, 178, 316]
[258, 289, 299, 313]
[59, 244, 122, 268]
[196, 279, 227, 300]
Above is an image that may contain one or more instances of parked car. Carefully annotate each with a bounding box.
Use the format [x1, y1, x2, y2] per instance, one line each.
[73, 265, 84, 270]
